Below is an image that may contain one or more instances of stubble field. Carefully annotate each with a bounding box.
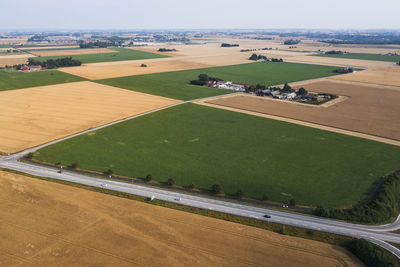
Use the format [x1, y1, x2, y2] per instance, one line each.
[331, 66, 400, 87]
[29, 48, 117, 57]
[0, 81, 180, 154]
[0, 171, 362, 267]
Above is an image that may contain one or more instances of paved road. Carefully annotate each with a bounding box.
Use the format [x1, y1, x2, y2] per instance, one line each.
[1, 92, 400, 259]
[1, 155, 400, 259]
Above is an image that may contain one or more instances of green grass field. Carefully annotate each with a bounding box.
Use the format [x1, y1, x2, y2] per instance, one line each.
[33, 47, 167, 64]
[33, 103, 400, 208]
[313, 52, 400, 62]
[97, 62, 340, 100]
[0, 69, 85, 91]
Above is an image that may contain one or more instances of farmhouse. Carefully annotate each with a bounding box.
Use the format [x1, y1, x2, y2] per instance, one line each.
[217, 81, 248, 92]
[21, 65, 42, 72]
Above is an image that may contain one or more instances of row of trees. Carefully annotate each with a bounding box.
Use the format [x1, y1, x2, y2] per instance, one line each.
[221, 43, 239, 47]
[283, 39, 301, 45]
[315, 170, 400, 223]
[28, 57, 82, 69]
[158, 48, 177, 52]
[190, 73, 221, 86]
[248, 53, 283, 62]
[79, 40, 110, 48]
[344, 239, 400, 267]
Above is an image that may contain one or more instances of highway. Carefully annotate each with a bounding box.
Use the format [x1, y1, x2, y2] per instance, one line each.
[1, 153, 400, 259]
[1, 93, 400, 260]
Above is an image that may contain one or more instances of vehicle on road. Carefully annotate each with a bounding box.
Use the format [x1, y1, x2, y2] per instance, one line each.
[100, 183, 108, 187]
[263, 214, 271, 218]
[174, 197, 181, 201]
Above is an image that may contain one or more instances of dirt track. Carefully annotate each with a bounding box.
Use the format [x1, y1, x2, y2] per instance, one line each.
[0, 170, 363, 267]
[204, 79, 400, 142]
[0, 81, 180, 154]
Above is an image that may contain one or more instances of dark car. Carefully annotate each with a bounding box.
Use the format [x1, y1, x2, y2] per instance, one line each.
[263, 214, 271, 218]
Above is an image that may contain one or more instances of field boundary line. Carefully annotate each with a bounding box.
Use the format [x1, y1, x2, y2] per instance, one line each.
[196, 100, 400, 147]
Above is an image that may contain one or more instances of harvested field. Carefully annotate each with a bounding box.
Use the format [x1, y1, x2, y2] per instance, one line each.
[59, 58, 214, 80]
[0, 54, 34, 67]
[281, 54, 393, 69]
[331, 66, 400, 87]
[0, 170, 363, 267]
[29, 48, 117, 57]
[0, 81, 180, 154]
[0, 38, 28, 44]
[206, 80, 400, 141]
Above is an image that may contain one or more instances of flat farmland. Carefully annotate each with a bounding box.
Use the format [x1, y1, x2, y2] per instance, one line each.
[0, 54, 34, 67]
[29, 48, 117, 57]
[313, 52, 400, 62]
[97, 62, 340, 100]
[33, 104, 400, 207]
[0, 70, 85, 91]
[59, 57, 214, 80]
[331, 66, 400, 87]
[0, 81, 180, 154]
[207, 80, 400, 141]
[34, 47, 167, 64]
[0, 171, 362, 267]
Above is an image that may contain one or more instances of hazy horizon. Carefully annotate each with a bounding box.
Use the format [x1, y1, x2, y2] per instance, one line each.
[1, 0, 399, 30]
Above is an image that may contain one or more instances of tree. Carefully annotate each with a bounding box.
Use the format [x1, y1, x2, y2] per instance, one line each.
[262, 194, 269, 201]
[103, 169, 113, 176]
[289, 198, 296, 207]
[167, 178, 175, 186]
[281, 83, 294, 93]
[26, 152, 34, 159]
[249, 53, 258, 60]
[211, 184, 221, 194]
[236, 189, 243, 199]
[70, 162, 78, 169]
[198, 74, 209, 81]
[145, 174, 152, 182]
[297, 87, 308, 95]
[188, 182, 196, 190]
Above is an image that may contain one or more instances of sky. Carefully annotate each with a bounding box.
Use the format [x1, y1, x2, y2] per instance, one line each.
[1, 0, 399, 30]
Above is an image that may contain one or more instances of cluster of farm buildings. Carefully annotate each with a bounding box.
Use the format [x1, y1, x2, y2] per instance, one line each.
[207, 80, 333, 102]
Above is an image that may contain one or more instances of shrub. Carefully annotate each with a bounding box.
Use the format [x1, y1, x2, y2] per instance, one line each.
[145, 174, 152, 182]
[69, 162, 78, 169]
[236, 189, 243, 199]
[211, 184, 222, 194]
[167, 178, 175, 186]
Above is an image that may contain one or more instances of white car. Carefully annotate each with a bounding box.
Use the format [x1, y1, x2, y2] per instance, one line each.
[100, 183, 108, 187]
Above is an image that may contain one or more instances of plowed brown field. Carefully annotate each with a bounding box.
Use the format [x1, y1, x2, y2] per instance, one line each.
[206, 80, 400, 141]
[0, 81, 180, 154]
[0, 171, 363, 267]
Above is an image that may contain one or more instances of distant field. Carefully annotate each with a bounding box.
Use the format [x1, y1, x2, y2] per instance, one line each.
[313, 52, 400, 62]
[98, 62, 339, 100]
[33, 103, 400, 207]
[33, 47, 167, 64]
[0, 70, 85, 91]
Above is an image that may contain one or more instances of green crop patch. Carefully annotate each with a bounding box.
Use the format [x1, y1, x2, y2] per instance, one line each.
[97, 62, 340, 100]
[312, 52, 400, 62]
[33, 103, 400, 208]
[0, 69, 85, 91]
[33, 47, 167, 64]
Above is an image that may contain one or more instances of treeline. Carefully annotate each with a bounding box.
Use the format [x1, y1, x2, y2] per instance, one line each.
[79, 40, 110, 48]
[249, 53, 283, 62]
[333, 67, 354, 74]
[344, 239, 400, 267]
[190, 74, 221, 86]
[315, 170, 400, 223]
[28, 57, 82, 69]
[284, 39, 301, 45]
[221, 43, 239, 47]
[158, 48, 177, 52]
[325, 50, 346, 55]
[240, 48, 273, 52]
